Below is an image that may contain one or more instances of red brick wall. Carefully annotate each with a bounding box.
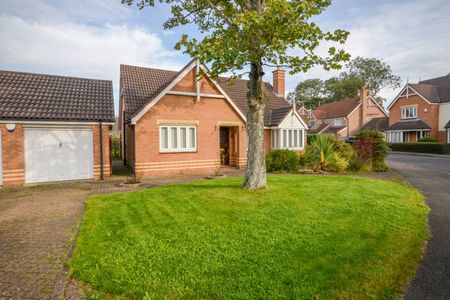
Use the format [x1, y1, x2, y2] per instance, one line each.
[389, 95, 440, 139]
[92, 124, 111, 180]
[133, 72, 247, 176]
[1, 124, 25, 187]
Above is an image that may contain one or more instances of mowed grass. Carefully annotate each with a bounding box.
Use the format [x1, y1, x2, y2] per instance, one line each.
[69, 176, 429, 299]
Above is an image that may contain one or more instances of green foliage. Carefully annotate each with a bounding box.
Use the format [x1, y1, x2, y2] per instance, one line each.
[111, 133, 121, 160]
[417, 136, 438, 143]
[355, 130, 390, 172]
[314, 134, 335, 170]
[300, 134, 356, 173]
[69, 176, 429, 299]
[266, 149, 299, 172]
[299, 144, 320, 170]
[288, 56, 401, 108]
[344, 56, 401, 101]
[389, 143, 450, 154]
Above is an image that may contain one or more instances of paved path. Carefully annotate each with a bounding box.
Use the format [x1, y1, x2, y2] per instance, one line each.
[388, 153, 450, 300]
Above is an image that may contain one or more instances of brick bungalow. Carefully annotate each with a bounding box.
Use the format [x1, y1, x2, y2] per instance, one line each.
[119, 60, 308, 177]
[0, 70, 115, 187]
[299, 89, 388, 139]
[383, 74, 450, 143]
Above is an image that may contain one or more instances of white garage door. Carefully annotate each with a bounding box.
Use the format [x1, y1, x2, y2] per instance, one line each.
[0, 131, 3, 186]
[25, 128, 94, 183]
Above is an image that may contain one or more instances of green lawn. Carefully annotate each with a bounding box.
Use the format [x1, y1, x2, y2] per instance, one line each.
[69, 176, 429, 299]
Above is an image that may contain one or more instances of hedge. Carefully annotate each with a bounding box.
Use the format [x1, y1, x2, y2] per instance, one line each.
[389, 142, 450, 154]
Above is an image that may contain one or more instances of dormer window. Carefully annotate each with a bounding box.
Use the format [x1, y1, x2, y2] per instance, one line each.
[401, 106, 417, 119]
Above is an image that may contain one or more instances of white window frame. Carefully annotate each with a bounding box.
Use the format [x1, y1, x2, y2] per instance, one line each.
[447, 129, 450, 144]
[333, 118, 343, 127]
[401, 106, 417, 119]
[416, 130, 429, 141]
[160, 125, 197, 152]
[387, 131, 409, 143]
[274, 128, 304, 150]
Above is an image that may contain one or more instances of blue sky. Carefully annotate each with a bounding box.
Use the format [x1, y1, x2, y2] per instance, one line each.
[1, 0, 450, 114]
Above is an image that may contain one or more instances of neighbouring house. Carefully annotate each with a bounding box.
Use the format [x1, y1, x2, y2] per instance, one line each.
[0, 70, 115, 187]
[385, 74, 450, 143]
[299, 89, 388, 139]
[119, 60, 308, 177]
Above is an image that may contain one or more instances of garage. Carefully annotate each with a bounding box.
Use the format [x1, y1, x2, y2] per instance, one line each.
[0, 69, 115, 187]
[24, 127, 94, 183]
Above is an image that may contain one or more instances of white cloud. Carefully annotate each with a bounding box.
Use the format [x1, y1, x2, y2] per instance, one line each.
[0, 15, 183, 114]
[285, 0, 450, 107]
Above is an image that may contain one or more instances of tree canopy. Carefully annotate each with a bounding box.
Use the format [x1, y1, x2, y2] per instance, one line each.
[123, 0, 350, 189]
[288, 56, 401, 109]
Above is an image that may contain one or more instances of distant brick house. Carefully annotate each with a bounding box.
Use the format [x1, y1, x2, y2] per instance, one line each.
[299, 89, 388, 139]
[119, 60, 308, 177]
[382, 74, 450, 143]
[0, 70, 115, 187]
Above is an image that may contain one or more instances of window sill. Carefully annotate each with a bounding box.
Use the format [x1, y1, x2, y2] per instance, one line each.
[159, 149, 198, 154]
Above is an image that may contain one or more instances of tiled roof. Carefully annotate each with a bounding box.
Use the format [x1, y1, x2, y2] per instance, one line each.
[0, 70, 115, 122]
[308, 122, 331, 134]
[313, 97, 360, 119]
[387, 119, 431, 131]
[360, 117, 389, 131]
[408, 83, 440, 103]
[267, 106, 292, 126]
[419, 74, 450, 103]
[120, 64, 292, 126]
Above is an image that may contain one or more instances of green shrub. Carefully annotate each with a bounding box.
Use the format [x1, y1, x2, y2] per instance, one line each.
[299, 144, 320, 170]
[328, 153, 349, 173]
[389, 143, 450, 154]
[416, 136, 438, 143]
[111, 133, 121, 160]
[355, 130, 389, 172]
[314, 134, 335, 171]
[266, 149, 299, 172]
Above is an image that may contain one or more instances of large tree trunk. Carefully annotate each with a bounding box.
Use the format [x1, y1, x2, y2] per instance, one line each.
[243, 62, 267, 189]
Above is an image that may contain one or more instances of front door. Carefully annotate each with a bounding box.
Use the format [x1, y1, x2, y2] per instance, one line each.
[220, 127, 230, 165]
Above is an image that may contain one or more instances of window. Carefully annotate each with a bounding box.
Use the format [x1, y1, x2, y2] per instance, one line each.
[401, 106, 417, 119]
[333, 118, 343, 127]
[416, 130, 429, 141]
[447, 129, 450, 144]
[387, 131, 409, 143]
[276, 129, 305, 150]
[160, 125, 197, 152]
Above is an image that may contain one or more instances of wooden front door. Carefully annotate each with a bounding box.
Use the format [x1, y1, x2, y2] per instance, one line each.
[220, 127, 230, 165]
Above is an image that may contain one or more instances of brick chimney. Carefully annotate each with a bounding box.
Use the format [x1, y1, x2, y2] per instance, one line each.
[272, 67, 285, 97]
[359, 88, 370, 126]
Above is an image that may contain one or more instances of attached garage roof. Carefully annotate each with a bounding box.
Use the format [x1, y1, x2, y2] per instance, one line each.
[0, 70, 115, 122]
[387, 119, 431, 131]
[360, 117, 389, 131]
[120, 64, 292, 126]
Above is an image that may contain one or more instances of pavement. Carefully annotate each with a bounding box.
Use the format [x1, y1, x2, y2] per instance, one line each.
[387, 152, 450, 300]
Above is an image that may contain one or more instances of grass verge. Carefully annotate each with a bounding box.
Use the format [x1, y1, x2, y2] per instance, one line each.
[69, 176, 429, 299]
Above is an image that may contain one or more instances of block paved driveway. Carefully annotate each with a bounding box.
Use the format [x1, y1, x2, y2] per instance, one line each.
[388, 152, 450, 300]
[0, 182, 91, 299]
[0, 165, 245, 299]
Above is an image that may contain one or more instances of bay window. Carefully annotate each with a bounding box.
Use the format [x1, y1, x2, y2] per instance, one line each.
[271, 129, 304, 149]
[160, 125, 197, 152]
